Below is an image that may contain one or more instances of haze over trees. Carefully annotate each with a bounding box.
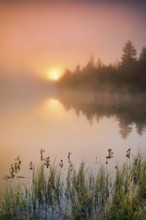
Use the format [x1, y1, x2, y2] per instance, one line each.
[57, 41, 146, 92]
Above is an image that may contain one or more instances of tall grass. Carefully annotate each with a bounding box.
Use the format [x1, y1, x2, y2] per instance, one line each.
[0, 150, 146, 220]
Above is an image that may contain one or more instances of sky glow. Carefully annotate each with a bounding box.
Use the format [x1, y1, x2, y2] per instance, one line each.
[0, 1, 146, 79]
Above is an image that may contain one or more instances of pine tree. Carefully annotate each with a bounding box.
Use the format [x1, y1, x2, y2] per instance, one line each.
[121, 40, 137, 66]
[139, 47, 146, 64]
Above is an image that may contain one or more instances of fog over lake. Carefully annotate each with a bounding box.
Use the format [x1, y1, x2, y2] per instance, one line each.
[1, 75, 146, 184]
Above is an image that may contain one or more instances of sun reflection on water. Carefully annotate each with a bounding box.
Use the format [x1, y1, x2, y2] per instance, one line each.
[39, 98, 66, 120]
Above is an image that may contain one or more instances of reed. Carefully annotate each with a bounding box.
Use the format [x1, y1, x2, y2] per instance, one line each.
[0, 150, 146, 220]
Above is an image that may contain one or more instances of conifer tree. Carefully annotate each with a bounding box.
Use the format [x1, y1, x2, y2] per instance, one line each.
[121, 40, 137, 66]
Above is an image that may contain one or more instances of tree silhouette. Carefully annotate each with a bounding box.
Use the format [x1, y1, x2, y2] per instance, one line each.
[74, 64, 81, 74]
[57, 40, 146, 92]
[120, 40, 137, 66]
[96, 58, 103, 68]
[137, 47, 146, 88]
[139, 47, 146, 65]
[85, 55, 95, 72]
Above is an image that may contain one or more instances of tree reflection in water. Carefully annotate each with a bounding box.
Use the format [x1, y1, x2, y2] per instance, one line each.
[57, 90, 146, 139]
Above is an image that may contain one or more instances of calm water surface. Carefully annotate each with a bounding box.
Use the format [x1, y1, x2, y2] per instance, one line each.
[1, 85, 146, 185]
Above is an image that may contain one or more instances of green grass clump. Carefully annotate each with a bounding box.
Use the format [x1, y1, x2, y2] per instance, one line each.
[0, 150, 146, 220]
[106, 156, 146, 220]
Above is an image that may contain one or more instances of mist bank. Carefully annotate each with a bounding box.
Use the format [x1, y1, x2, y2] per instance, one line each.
[0, 71, 57, 111]
[0, 70, 57, 95]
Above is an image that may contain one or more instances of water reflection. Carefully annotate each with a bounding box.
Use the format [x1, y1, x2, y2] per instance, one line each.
[1, 86, 146, 189]
[56, 90, 146, 139]
[39, 98, 65, 120]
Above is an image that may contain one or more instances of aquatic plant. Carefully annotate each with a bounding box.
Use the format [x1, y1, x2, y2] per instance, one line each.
[0, 149, 146, 220]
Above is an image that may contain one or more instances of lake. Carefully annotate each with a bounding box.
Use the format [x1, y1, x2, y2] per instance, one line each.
[1, 84, 146, 188]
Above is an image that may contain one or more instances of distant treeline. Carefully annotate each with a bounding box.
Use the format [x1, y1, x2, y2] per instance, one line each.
[57, 41, 146, 92]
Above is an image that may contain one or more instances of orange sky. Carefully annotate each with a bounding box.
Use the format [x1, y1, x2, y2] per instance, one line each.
[0, 1, 146, 79]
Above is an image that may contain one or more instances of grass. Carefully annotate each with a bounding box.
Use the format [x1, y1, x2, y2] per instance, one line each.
[0, 150, 146, 220]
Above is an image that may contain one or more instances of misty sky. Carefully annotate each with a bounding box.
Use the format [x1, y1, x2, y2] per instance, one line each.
[0, 0, 146, 79]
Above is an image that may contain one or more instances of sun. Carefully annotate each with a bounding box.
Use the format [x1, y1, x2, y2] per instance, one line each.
[45, 68, 62, 81]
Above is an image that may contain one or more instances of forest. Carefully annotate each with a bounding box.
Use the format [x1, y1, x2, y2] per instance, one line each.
[57, 41, 146, 93]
